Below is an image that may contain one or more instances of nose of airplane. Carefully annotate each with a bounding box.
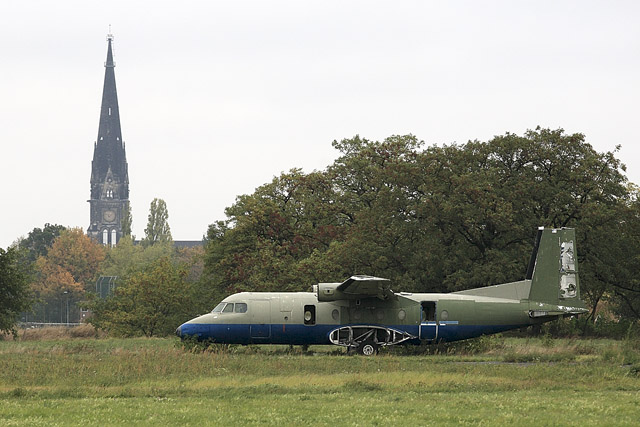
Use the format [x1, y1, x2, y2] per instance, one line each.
[175, 321, 212, 340]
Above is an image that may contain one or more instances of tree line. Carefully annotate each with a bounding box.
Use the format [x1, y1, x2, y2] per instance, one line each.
[0, 198, 209, 337]
[204, 128, 640, 321]
[2, 128, 639, 337]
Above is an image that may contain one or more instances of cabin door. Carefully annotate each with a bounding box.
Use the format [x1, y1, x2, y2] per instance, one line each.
[419, 301, 437, 341]
[250, 300, 271, 339]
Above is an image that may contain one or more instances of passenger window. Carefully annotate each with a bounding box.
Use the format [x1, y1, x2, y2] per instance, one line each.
[235, 303, 247, 313]
[222, 303, 234, 313]
[303, 305, 316, 325]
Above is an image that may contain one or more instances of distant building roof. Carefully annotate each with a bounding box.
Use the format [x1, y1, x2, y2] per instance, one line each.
[173, 240, 204, 248]
[132, 240, 204, 248]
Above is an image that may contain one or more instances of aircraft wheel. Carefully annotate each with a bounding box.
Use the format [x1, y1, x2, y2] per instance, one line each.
[358, 341, 379, 356]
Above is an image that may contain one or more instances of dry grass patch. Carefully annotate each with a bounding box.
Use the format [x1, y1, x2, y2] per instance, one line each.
[16, 324, 106, 341]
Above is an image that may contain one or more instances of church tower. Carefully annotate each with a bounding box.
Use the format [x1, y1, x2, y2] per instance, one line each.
[87, 33, 129, 246]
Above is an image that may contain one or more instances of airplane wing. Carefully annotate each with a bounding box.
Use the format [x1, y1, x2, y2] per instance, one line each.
[336, 275, 395, 300]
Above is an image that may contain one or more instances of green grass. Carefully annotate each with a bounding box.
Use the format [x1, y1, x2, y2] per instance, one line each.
[1, 335, 639, 425]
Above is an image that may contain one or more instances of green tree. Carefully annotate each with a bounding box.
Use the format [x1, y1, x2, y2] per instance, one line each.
[604, 185, 640, 320]
[0, 247, 33, 337]
[16, 224, 66, 263]
[100, 235, 174, 279]
[418, 129, 628, 310]
[142, 198, 172, 247]
[121, 202, 133, 238]
[88, 257, 192, 337]
[205, 169, 345, 296]
[322, 135, 435, 290]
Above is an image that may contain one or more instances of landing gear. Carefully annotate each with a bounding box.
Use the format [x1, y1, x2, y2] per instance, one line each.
[329, 325, 416, 356]
[357, 341, 379, 356]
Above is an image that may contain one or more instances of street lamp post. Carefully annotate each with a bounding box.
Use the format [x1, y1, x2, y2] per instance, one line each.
[63, 291, 69, 325]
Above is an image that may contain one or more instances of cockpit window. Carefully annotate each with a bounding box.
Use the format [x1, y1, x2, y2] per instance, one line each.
[212, 302, 247, 314]
[211, 303, 225, 313]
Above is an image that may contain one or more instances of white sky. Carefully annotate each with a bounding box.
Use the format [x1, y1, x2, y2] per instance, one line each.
[1, 1, 639, 249]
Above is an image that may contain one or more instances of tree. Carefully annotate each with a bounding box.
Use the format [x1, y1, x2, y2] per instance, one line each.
[88, 257, 192, 337]
[420, 129, 628, 309]
[34, 228, 106, 295]
[89, 236, 208, 334]
[142, 198, 172, 247]
[32, 228, 106, 322]
[100, 235, 174, 279]
[0, 247, 33, 337]
[16, 224, 66, 263]
[121, 202, 133, 238]
[323, 135, 435, 290]
[205, 169, 345, 296]
[603, 185, 640, 320]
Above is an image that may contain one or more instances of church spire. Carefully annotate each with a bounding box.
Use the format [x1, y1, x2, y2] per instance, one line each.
[88, 32, 130, 247]
[94, 33, 124, 173]
[105, 31, 115, 67]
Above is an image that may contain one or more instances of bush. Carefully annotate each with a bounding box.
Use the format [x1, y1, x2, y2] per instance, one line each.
[390, 334, 505, 356]
[506, 317, 640, 340]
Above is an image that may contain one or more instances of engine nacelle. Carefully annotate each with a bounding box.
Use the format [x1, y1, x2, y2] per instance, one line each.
[316, 282, 353, 302]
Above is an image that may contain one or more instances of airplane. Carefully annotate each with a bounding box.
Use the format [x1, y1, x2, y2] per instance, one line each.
[176, 227, 589, 355]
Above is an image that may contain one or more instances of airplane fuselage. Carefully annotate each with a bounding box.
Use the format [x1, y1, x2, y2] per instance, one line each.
[176, 288, 560, 346]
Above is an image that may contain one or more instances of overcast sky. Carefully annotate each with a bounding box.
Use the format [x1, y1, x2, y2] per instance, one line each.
[1, 1, 639, 249]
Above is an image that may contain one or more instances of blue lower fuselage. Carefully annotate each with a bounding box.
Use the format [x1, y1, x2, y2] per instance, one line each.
[176, 322, 522, 345]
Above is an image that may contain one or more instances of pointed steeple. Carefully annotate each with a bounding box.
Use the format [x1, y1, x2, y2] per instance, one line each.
[91, 32, 128, 198]
[96, 34, 122, 145]
[88, 32, 130, 247]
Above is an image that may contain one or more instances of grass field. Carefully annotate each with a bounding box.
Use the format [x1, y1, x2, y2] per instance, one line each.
[1, 330, 639, 425]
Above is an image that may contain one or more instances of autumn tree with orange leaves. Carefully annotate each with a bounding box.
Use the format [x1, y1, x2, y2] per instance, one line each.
[32, 228, 105, 322]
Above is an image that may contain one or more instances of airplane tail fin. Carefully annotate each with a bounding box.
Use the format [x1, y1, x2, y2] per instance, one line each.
[527, 227, 587, 311]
